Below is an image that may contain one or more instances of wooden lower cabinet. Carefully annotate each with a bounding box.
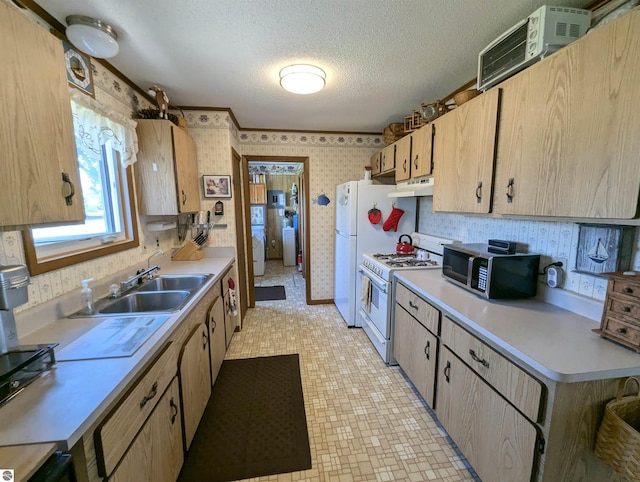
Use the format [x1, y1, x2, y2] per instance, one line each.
[393, 304, 438, 408]
[436, 346, 538, 482]
[208, 295, 226, 384]
[179, 323, 212, 450]
[109, 377, 183, 482]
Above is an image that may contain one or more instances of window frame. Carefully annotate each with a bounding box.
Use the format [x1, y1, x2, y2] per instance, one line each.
[22, 164, 139, 276]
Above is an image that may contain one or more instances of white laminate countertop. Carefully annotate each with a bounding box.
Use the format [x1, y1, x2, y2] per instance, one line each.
[0, 254, 234, 450]
[395, 270, 640, 383]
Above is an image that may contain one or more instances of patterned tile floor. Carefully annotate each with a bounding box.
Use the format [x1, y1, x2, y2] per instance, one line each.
[226, 261, 480, 482]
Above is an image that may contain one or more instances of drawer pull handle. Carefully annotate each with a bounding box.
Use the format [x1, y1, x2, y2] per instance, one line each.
[424, 340, 430, 360]
[408, 301, 419, 310]
[182, 190, 187, 205]
[622, 306, 631, 313]
[624, 287, 634, 294]
[203, 331, 208, 349]
[616, 327, 628, 335]
[61, 172, 76, 206]
[475, 181, 482, 202]
[139, 382, 158, 409]
[170, 397, 178, 425]
[444, 360, 451, 383]
[469, 349, 490, 368]
[506, 178, 515, 203]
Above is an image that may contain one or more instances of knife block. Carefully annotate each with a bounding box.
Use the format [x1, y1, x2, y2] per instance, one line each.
[171, 240, 203, 261]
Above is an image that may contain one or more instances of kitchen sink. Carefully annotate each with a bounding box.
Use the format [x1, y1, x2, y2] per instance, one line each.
[99, 290, 191, 314]
[137, 275, 210, 292]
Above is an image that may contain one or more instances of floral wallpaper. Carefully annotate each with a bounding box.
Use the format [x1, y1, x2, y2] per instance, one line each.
[417, 197, 640, 301]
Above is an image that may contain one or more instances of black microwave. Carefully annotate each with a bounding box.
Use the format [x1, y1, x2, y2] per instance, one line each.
[442, 243, 540, 299]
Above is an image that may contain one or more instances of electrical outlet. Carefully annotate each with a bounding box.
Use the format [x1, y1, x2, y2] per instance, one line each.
[156, 238, 160, 248]
[553, 257, 569, 271]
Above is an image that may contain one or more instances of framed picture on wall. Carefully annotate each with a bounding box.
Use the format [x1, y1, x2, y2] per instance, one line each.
[203, 175, 232, 198]
[63, 41, 95, 98]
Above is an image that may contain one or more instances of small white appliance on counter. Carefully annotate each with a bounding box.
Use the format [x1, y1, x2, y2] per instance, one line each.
[334, 180, 417, 327]
[358, 233, 459, 364]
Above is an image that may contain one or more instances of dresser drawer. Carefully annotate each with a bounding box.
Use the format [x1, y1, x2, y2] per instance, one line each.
[606, 294, 640, 320]
[602, 316, 640, 348]
[95, 343, 177, 476]
[440, 316, 543, 422]
[395, 283, 440, 334]
[611, 278, 640, 300]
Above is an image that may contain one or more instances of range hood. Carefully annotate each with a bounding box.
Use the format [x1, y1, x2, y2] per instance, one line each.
[387, 176, 434, 198]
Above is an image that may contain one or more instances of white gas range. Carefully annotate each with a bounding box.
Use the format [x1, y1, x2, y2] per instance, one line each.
[358, 233, 458, 364]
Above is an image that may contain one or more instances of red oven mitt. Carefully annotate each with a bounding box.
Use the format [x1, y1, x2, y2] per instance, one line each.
[382, 206, 404, 232]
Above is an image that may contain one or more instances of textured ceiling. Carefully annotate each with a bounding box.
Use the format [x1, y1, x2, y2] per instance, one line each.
[34, 0, 589, 133]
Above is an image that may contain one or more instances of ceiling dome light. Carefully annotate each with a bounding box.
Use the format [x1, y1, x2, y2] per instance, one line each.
[65, 15, 119, 59]
[279, 64, 326, 94]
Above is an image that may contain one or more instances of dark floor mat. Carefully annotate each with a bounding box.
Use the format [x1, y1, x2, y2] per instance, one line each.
[255, 285, 286, 301]
[178, 354, 311, 482]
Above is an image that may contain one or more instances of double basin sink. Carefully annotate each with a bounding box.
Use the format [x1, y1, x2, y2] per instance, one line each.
[71, 274, 213, 317]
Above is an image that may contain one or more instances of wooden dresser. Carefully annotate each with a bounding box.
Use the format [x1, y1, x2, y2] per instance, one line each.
[596, 272, 640, 352]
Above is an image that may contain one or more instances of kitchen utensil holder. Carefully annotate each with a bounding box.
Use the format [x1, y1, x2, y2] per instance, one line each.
[594, 377, 640, 480]
[171, 240, 203, 261]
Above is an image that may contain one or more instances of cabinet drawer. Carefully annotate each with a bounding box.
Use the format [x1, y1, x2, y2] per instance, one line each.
[611, 279, 640, 300]
[606, 294, 640, 320]
[395, 283, 440, 334]
[96, 344, 177, 477]
[602, 316, 640, 348]
[440, 316, 543, 422]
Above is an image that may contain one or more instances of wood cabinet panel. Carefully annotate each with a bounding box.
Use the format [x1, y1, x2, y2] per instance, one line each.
[208, 295, 226, 384]
[109, 378, 183, 482]
[96, 344, 177, 477]
[179, 323, 212, 450]
[410, 125, 433, 178]
[433, 88, 500, 213]
[370, 152, 381, 175]
[249, 183, 267, 204]
[394, 135, 412, 182]
[440, 316, 543, 422]
[395, 283, 440, 334]
[394, 304, 438, 408]
[436, 346, 538, 482]
[135, 120, 199, 215]
[380, 144, 396, 173]
[0, 1, 84, 227]
[494, 8, 640, 218]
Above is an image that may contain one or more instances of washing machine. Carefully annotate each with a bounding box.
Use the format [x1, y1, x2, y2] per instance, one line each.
[251, 226, 266, 276]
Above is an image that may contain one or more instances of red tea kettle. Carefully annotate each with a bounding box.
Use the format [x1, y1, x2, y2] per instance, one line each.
[396, 234, 414, 255]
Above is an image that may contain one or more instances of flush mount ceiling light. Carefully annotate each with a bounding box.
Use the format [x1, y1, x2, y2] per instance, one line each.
[65, 15, 119, 59]
[279, 64, 326, 94]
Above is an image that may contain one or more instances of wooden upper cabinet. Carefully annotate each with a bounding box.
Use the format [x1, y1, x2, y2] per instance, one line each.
[135, 120, 200, 215]
[494, 7, 640, 218]
[249, 183, 267, 204]
[433, 88, 500, 213]
[0, 2, 84, 228]
[370, 152, 381, 175]
[410, 124, 433, 179]
[394, 135, 412, 182]
[380, 144, 396, 173]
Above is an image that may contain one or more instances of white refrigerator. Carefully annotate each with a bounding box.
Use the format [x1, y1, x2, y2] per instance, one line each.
[334, 180, 416, 326]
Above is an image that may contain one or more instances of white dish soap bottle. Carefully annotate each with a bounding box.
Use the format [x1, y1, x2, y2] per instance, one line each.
[80, 278, 95, 315]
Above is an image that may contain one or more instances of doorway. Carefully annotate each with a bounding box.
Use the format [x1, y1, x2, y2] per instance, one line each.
[240, 155, 310, 306]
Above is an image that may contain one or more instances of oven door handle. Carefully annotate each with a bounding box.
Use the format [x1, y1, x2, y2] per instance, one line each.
[358, 265, 389, 293]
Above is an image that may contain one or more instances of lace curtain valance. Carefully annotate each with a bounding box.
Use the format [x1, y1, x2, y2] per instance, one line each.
[69, 89, 138, 167]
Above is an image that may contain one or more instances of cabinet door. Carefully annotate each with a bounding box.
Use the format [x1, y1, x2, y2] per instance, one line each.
[494, 8, 640, 218]
[109, 378, 183, 482]
[208, 296, 226, 385]
[370, 152, 381, 175]
[393, 304, 438, 408]
[0, 1, 84, 227]
[172, 126, 200, 213]
[433, 89, 500, 213]
[410, 124, 433, 178]
[436, 347, 537, 482]
[380, 144, 396, 173]
[394, 135, 412, 182]
[179, 323, 211, 450]
[249, 183, 267, 204]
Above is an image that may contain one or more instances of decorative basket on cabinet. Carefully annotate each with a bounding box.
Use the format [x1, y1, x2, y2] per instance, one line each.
[594, 377, 640, 480]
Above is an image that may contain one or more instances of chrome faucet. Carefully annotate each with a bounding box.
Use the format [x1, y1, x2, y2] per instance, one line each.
[118, 265, 161, 294]
[147, 249, 165, 269]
